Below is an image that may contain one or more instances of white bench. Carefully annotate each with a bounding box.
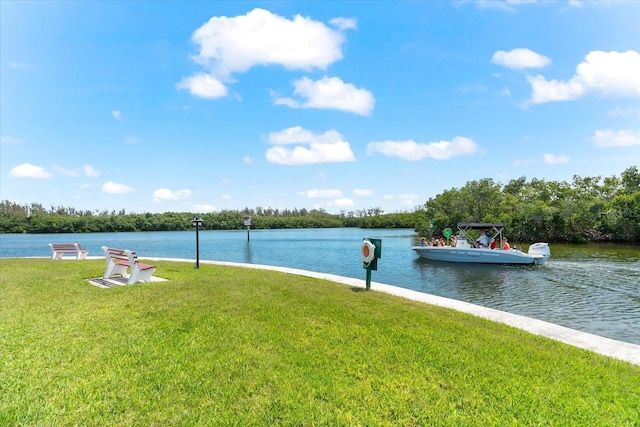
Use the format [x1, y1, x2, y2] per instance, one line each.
[49, 243, 89, 260]
[101, 246, 157, 285]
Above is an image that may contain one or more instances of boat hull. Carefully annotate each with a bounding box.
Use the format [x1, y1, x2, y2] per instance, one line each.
[412, 246, 546, 265]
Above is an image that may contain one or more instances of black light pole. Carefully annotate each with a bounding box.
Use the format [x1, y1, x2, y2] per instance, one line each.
[243, 216, 252, 241]
[192, 216, 203, 269]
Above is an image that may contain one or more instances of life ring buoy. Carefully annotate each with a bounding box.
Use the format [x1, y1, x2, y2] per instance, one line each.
[361, 240, 376, 263]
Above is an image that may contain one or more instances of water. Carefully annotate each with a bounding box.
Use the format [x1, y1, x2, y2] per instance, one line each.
[1, 229, 639, 344]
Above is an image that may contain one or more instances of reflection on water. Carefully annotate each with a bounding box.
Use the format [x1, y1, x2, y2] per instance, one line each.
[1, 229, 639, 344]
[413, 260, 510, 302]
[244, 241, 253, 264]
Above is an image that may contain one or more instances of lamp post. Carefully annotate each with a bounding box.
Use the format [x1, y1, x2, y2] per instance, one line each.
[243, 216, 252, 241]
[192, 216, 203, 269]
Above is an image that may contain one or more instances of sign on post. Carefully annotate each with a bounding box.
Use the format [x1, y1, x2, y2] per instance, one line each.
[243, 216, 252, 241]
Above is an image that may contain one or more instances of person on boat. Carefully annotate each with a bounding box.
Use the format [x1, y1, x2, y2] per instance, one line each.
[502, 238, 511, 250]
[489, 238, 497, 250]
[476, 230, 492, 248]
[420, 237, 427, 247]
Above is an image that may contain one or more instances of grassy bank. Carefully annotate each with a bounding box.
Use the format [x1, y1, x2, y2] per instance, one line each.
[1, 258, 638, 426]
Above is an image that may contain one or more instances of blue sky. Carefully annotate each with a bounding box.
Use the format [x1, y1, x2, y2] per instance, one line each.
[2, 1, 639, 215]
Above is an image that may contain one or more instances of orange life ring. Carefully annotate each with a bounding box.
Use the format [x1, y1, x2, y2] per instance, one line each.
[361, 240, 376, 263]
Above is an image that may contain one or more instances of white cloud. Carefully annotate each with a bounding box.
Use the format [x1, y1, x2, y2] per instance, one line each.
[84, 165, 100, 177]
[221, 194, 232, 200]
[474, 0, 538, 12]
[528, 50, 640, 104]
[543, 154, 569, 164]
[607, 107, 640, 119]
[367, 136, 480, 161]
[274, 76, 375, 116]
[330, 17, 357, 31]
[9, 163, 51, 178]
[266, 140, 355, 165]
[353, 188, 372, 196]
[273, 97, 299, 108]
[153, 188, 192, 202]
[179, 8, 354, 98]
[266, 127, 356, 165]
[576, 51, 640, 95]
[383, 194, 395, 200]
[474, 0, 583, 10]
[112, 110, 122, 120]
[177, 73, 228, 99]
[475, 1, 514, 11]
[193, 8, 350, 73]
[492, 48, 551, 70]
[268, 126, 318, 144]
[300, 189, 343, 198]
[527, 74, 585, 103]
[328, 197, 355, 207]
[592, 129, 640, 147]
[242, 156, 253, 164]
[52, 166, 79, 177]
[51, 164, 100, 177]
[102, 181, 135, 194]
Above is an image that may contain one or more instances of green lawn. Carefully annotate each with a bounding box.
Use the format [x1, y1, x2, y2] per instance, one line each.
[1, 258, 638, 426]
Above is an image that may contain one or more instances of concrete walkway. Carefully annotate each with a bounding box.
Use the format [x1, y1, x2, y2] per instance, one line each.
[147, 257, 640, 366]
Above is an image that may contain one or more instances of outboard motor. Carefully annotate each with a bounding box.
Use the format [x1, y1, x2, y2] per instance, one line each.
[528, 242, 551, 265]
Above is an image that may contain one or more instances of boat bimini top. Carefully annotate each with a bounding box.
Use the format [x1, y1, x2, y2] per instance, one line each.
[457, 222, 506, 245]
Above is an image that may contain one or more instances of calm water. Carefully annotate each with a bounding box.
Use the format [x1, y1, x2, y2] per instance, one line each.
[1, 229, 639, 344]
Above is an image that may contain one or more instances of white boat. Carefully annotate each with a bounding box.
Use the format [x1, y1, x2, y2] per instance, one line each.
[412, 222, 550, 266]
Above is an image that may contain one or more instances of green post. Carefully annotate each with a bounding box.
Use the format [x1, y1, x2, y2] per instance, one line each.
[362, 238, 381, 291]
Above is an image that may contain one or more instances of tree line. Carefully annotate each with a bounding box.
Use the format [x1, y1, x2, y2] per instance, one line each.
[0, 202, 416, 234]
[1, 167, 638, 243]
[415, 166, 639, 243]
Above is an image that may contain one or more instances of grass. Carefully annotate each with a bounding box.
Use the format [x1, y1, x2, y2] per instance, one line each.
[1, 258, 639, 426]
